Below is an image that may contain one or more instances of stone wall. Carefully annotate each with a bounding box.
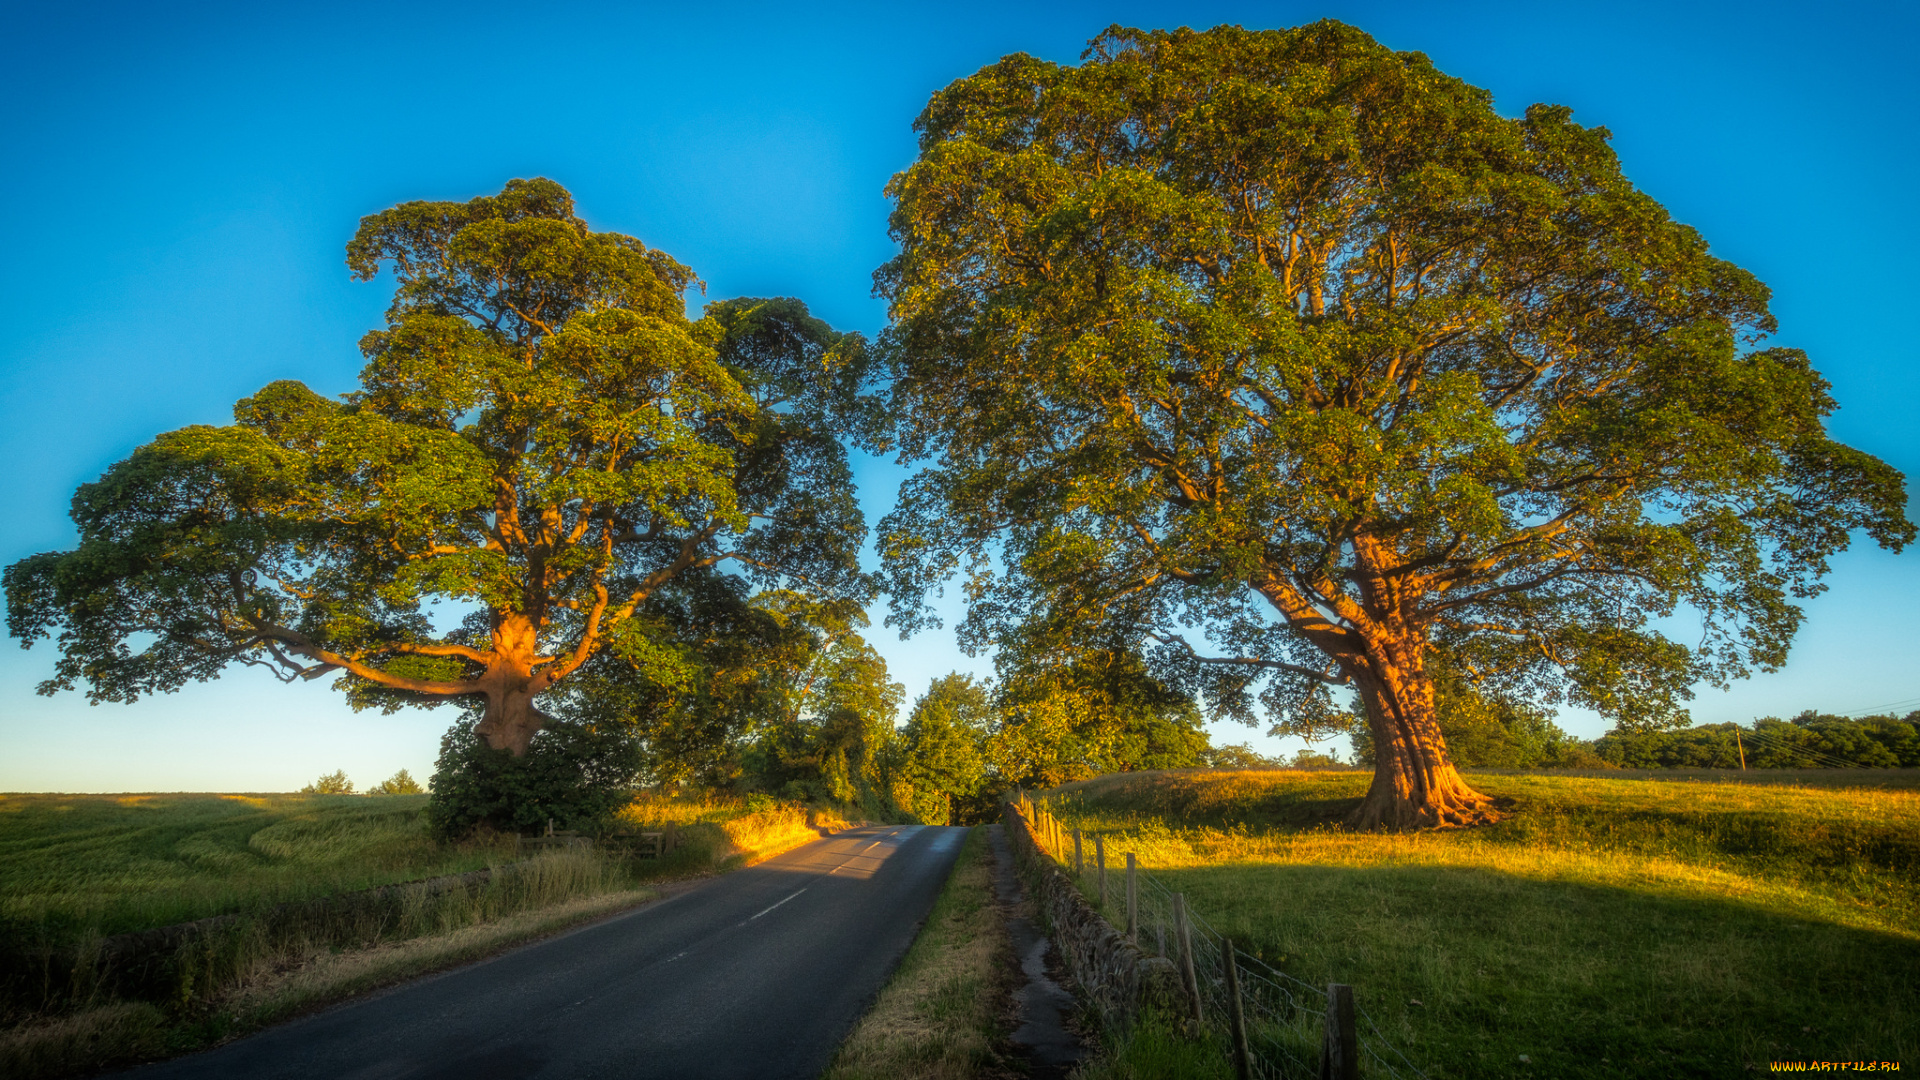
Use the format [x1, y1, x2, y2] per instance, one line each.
[1003, 801, 1176, 1025]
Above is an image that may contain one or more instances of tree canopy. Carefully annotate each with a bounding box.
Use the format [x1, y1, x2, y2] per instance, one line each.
[876, 23, 1912, 827]
[990, 647, 1210, 788]
[6, 179, 880, 757]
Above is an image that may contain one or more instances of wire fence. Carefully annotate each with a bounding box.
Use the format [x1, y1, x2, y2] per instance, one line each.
[1009, 792, 1427, 1080]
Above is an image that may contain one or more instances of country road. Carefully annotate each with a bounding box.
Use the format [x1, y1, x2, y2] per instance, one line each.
[112, 824, 970, 1080]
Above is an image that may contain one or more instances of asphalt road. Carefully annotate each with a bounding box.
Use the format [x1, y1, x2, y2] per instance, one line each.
[114, 824, 969, 1080]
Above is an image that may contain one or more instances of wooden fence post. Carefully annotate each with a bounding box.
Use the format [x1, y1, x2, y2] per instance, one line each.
[1095, 835, 1107, 906]
[1320, 983, 1358, 1080]
[1073, 828, 1084, 875]
[1173, 892, 1204, 1026]
[1126, 853, 1138, 946]
[1225, 938, 1252, 1080]
[665, 821, 678, 854]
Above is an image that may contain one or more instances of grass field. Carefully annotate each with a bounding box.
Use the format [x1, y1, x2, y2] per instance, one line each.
[0, 793, 509, 949]
[1042, 769, 1919, 1078]
[0, 789, 855, 1079]
[0, 790, 852, 951]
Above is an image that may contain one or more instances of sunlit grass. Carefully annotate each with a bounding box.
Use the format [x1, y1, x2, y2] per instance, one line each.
[614, 793, 854, 870]
[1043, 769, 1920, 1078]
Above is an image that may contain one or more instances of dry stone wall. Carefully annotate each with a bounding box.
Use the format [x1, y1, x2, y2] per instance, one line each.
[1002, 801, 1175, 1026]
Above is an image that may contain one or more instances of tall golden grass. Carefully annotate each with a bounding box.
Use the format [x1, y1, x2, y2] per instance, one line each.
[612, 794, 856, 867]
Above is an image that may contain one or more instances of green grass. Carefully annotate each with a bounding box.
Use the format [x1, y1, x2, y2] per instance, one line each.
[0, 790, 850, 949]
[0, 792, 513, 947]
[0, 788, 856, 1079]
[1042, 769, 1920, 1078]
[1071, 1006, 1234, 1080]
[0, 847, 657, 1079]
[824, 826, 1016, 1080]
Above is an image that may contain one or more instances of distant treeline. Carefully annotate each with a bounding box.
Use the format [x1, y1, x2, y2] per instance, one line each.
[1593, 712, 1920, 770]
[1351, 686, 1920, 771]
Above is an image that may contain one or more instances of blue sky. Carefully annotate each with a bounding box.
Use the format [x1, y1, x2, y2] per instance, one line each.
[3, 0, 1915, 792]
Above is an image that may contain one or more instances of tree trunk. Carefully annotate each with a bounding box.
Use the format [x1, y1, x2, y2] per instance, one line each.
[469, 613, 550, 756]
[1345, 642, 1498, 830]
[472, 680, 549, 756]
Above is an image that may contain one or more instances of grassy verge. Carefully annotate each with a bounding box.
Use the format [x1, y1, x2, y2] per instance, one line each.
[824, 826, 1015, 1080]
[1071, 1006, 1231, 1080]
[1041, 769, 1919, 1078]
[615, 795, 857, 871]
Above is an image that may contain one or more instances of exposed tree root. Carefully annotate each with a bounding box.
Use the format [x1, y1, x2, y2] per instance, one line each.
[1345, 770, 1502, 831]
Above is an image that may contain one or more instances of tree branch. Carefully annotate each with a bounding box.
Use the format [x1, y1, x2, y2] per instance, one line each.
[1147, 631, 1351, 685]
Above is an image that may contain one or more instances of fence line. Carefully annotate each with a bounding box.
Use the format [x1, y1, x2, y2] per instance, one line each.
[1007, 791, 1427, 1080]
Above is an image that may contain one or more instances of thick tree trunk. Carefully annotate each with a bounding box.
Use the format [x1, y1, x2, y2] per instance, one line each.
[469, 614, 551, 756]
[472, 680, 549, 756]
[1345, 641, 1499, 830]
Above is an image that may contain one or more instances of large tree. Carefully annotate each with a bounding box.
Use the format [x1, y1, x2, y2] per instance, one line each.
[735, 590, 907, 807]
[875, 24, 1912, 828]
[7, 179, 877, 757]
[898, 672, 996, 823]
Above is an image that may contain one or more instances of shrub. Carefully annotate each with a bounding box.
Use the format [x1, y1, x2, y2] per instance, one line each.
[425, 721, 643, 839]
[367, 769, 423, 795]
[299, 771, 354, 794]
[1289, 746, 1348, 769]
[1203, 743, 1285, 770]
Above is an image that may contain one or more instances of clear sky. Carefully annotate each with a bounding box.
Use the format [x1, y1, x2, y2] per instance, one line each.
[3, 0, 1915, 792]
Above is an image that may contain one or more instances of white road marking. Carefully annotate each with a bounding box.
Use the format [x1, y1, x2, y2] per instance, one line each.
[749, 887, 808, 921]
[666, 950, 689, 962]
